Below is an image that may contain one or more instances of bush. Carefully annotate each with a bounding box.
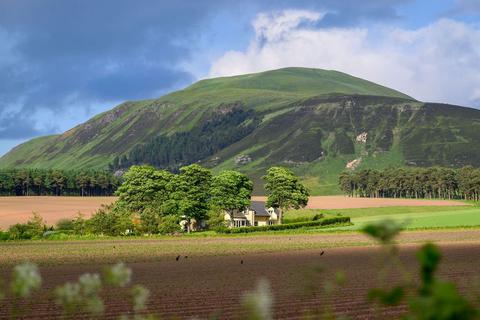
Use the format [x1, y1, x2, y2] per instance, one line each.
[283, 212, 325, 224]
[86, 205, 135, 236]
[157, 215, 181, 235]
[217, 217, 351, 234]
[0, 230, 10, 240]
[42, 231, 74, 240]
[56, 218, 74, 231]
[72, 213, 87, 235]
[138, 207, 161, 234]
[8, 223, 32, 240]
[213, 225, 229, 233]
[8, 213, 46, 240]
[206, 207, 226, 229]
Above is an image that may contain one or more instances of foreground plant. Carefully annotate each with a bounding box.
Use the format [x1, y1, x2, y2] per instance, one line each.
[55, 273, 104, 317]
[241, 279, 273, 320]
[6, 262, 42, 318]
[364, 221, 479, 320]
[10, 262, 42, 298]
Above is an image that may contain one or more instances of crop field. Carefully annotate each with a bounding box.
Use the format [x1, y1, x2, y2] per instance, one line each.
[0, 230, 479, 319]
[285, 205, 480, 230]
[0, 196, 117, 229]
[0, 196, 466, 230]
[252, 195, 467, 209]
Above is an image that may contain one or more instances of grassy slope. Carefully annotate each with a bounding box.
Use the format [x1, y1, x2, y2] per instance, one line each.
[0, 67, 412, 170]
[1, 68, 480, 196]
[285, 205, 480, 230]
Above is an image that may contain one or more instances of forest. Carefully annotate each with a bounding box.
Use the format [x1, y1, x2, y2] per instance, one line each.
[109, 107, 260, 171]
[339, 166, 480, 201]
[0, 169, 121, 196]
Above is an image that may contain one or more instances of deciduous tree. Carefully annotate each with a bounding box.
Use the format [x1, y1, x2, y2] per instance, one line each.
[263, 167, 309, 224]
[211, 170, 253, 227]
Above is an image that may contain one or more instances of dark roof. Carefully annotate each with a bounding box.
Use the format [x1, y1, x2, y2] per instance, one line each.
[250, 201, 271, 217]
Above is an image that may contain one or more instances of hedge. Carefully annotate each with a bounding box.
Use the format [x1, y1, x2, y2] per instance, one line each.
[217, 216, 351, 234]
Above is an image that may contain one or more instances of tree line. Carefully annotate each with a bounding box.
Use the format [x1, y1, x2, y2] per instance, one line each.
[109, 108, 260, 171]
[339, 166, 480, 201]
[0, 169, 121, 196]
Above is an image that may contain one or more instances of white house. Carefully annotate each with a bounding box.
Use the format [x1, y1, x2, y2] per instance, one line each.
[224, 201, 278, 228]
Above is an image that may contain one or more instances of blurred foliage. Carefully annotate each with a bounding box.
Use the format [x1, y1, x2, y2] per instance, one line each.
[362, 219, 404, 244]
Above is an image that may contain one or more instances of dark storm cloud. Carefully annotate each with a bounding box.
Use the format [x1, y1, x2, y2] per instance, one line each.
[0, 113, 45, 139]
[0, 0, 409, 142]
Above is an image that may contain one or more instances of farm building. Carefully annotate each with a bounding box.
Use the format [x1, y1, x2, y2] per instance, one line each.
[224, 201, 278, 227]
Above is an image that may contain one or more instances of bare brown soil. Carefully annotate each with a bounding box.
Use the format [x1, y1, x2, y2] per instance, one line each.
[253, 195, 467, 209]
[1, 230, 480, 319]
[0, 239, 479, 319]
[0, 196, 116, 229]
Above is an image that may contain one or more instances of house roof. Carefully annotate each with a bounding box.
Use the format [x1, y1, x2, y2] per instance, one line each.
[250, 201, 271, 217]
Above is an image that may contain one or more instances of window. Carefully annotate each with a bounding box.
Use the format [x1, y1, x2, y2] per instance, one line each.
[234, 220, 248, 227]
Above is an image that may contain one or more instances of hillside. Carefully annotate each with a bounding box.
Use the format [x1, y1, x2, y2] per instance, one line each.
[1, 67, 480, 194]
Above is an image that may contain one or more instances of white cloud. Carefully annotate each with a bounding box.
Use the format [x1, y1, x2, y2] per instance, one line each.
[209, 10, 480, 107]
[252, 10, 323, 43]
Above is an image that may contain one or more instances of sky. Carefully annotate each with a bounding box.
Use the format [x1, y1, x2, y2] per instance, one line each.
[0, 0, 479, 156]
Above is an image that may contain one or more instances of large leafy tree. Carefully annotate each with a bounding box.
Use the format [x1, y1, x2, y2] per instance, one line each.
[263, 167, 309, 224]
[115, 165, 173, 212]
[211, 170, 253, 227]
[171, 164, 212, 232]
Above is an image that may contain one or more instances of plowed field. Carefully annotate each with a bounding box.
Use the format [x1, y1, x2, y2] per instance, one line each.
[0, 230, 479, 319]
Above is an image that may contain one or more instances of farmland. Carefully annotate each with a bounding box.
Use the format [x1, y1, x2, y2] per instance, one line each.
[0, 195, 467, 229]
[0, 231, 479, 318]
[0, 194, 479, 318]
[0, 196, 116, 229]
[286, 205, 480, 230]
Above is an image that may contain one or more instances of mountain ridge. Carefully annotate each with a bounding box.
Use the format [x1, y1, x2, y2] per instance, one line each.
[1, 67, 479, 194]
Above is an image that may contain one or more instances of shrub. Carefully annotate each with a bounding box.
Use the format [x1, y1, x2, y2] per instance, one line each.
[0, 230, 9, 241]
[217, 217, 351, 234]
[8, 223, 32, 240]
[86, 205, 135, 236]
[206, 207, 226, 229]
[8, 213, 46, 240]
[27, 212, 46, 237]
[72, 213, 87, 235]
[138, 207, 161, 234]
[157, 215, 181, 235]
[56, 218, 75, 231]
[284, 213, 325, 224]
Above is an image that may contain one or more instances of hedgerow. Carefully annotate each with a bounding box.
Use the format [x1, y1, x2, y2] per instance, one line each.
[217, 216, 351, 234]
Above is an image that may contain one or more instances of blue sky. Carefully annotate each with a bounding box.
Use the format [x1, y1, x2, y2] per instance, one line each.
[0, 0, 479, 156]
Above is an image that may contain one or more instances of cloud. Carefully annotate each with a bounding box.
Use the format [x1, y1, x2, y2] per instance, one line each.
[210, 10, 480, 107]
[0, 0, 215, 147]
[0, 0, 458, 155]
[253, 10, 324, 43]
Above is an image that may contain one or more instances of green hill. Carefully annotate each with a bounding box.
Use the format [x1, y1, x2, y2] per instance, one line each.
[1, 67, 479, 194]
